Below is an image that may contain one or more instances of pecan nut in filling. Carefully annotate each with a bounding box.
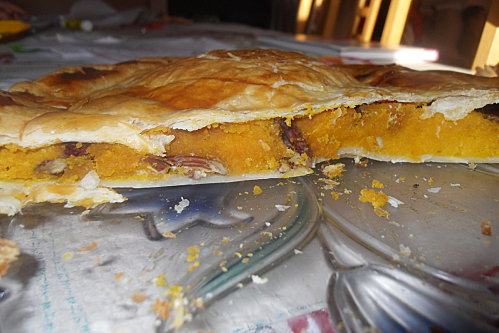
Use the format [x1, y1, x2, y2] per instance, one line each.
[276, 119, 310, 156]
[34, 159, 68, 176]
[164, 155, 227, 174]
[143, 156, 170, 172]
[64, 142, 90, 157]
[144, 155, 227, 179]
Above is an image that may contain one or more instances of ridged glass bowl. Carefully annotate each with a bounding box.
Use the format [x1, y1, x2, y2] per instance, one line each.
[0, 160, 497, 332]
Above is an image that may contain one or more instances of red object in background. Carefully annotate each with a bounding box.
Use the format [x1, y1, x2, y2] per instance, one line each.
[287, 309, 336, 333]
[121, 22, 165, 30]
[0, 53, 14, 64]
[142, 22, 165, 29]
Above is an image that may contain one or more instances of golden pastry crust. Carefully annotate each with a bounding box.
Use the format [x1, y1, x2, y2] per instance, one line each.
[10, 56, 179, 107]
[0, 91, 56, 146]
[333, 63, 499, 120]
[335, 63, 499, 90]
[6, 49, 499, 151]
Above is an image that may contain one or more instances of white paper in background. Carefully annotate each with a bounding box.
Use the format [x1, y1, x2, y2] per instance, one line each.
[45, 35, 245, 61]
[0, 27, 259, 86]
[67, 0, 144, 28]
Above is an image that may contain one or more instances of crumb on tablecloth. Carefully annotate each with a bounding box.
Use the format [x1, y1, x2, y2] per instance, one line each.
[0, 238, 19, 276]
[131, 291, 147, 303]
[371, 179, 384, 188]
[76, 241, 98, 252]
[481, 220, 492, 236]
[252, 185, 263, 195]
[152, 298, 170, 320]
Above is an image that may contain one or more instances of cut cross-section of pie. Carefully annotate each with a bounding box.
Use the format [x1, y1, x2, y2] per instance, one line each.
[1, 49, 498, 215]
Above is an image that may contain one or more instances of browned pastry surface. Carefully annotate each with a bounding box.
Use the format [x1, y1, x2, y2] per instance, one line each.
[335, 63, 499, 90]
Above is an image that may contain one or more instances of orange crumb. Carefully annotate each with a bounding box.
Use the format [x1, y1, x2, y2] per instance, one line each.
[151, 298, 170, 320]
[321, 178, 340, 189]
[62, 252, 74, 260]
[166, 284, 183, 297]
[162, 232, 176, 238]
[356, 159, 369, 167]
[253, 185, 263, 195]
[93, 257, 102, 264]
[114, 273, 125, 280]
[359, 188, 389, 217]
[190, 297, 204, 309]
[153, 273, 168, 287]
[219, 260, 228, 272]
[187, 245, 199, 255]
[371, 179, 384, 188]
[131, 292, 147, 303]
[322, 163, 346, 178]
[77, 241, 98, 252]
[331, 191, 340, 200]
[481, 220, 492, 236]
[0, 238, 19, 276]
[188, 261, 200, 272]
[213, 250, 223, 256]
[359, 189, 388, 208]
[374, 207, 390, 217]
[186, 245, 200, 262]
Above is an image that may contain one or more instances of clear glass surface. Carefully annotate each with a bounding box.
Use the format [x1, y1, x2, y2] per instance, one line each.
[0, 161, 497, 332]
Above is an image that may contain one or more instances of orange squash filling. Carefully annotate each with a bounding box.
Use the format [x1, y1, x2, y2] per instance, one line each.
[0, 119, 293, 183]
[161, 120, 290, 174]
[297, 102, 498, 161]
[0, 102, 497, 184]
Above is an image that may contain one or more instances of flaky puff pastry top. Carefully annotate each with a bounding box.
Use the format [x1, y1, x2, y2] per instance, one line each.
[2, 49, 499, 155]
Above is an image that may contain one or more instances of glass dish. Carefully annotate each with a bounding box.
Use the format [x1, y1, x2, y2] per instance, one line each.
[0, 161, 497, 332]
